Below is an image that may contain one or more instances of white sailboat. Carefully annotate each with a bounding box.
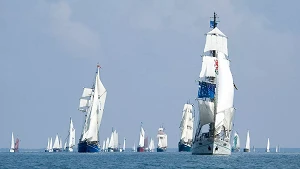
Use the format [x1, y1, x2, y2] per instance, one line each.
[192, 12, 236, 155]
[132, 143, 136, 152]
[49, 137, 53, 152]
[266, 138, 270, 152]
[9, 132, 14, 153]
[108, 129, 119, 152]
[102, 140, 106, 152]
[45, 138, 50, 152]
[53, 134, 62, 152]
[121, 138, 126, 152]
[148, 138, 155, 152]
[157, 127, 167, 152]
[244, 130, 250, 152]
[275, 145, 280, 152]
[78, 64, 107, 153]
[178, 103, 194, 152]
[231, 131, 240, 152]
[105, 137, 109, 152]
[137, 123, 145, 152]
[65, 118, 76, 152]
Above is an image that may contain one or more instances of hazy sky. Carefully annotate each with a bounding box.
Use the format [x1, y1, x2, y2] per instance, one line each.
[0, 0, 298, 149]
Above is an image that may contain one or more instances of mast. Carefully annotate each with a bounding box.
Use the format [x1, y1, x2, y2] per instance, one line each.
[210, 12, 219, 139]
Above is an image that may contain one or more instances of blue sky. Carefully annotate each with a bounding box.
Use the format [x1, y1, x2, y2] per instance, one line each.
[0, 0, 298, 149]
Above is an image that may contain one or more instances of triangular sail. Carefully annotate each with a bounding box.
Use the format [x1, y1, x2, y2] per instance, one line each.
[266, 138, 270, 152]
[10, 132, 14, 151]
[53, 134, 60, 149]
[123, 138, 126, 151]
[245, 130, 250, 150]
[139, 126, 145, 147]
[47, 138, 50, 150]
[49, 138, 53, 150]
[68, 118, 76, 148]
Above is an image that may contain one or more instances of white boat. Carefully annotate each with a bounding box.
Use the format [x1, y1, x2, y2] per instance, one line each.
[244, 130, 250, 152]
[157, 127, 167, 152]
[137, 123, 145, 152]
[78, 64, 107, 153]
[266, 138, 270, 152]
[108, 129, 119, 152]
[148, 138, 155, 152]
[102, 140, 106, 152]
[49, 137, 53, 152]
[65, 118, 76, 152]
[45, 138, 50, 152]
[178, 103, 194, 152]
[120, 138, 126, 152]
[53, 134, 62, 152]
[132, 143, 136, 152]
[275, 145, 280, 152]
[231, 131, 240, 152]
[105, 137, 109, 152]
[192, 12, 236, 155]
[9, 132, 15, 152]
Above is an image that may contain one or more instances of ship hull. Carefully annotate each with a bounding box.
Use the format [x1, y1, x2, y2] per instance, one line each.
[178, 142, 192, 152]
[107, 147, 119, 152]
[231, 148, 240, 152]
[243, 148, 250, 152]
[137, 146, 144, 152]
[192, 139, 231, 155]
[78, 141, 100, 153]
[157, 147, 167, 152]
[53, 148, 62, 152]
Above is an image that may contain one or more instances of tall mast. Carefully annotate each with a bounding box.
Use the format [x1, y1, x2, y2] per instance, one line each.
[209, 12, 219, 139]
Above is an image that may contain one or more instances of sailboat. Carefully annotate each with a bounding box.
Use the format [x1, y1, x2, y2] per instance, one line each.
[102, 140, 106, 152]
[78, 64, 107, 153]
[137, 123, 145, 152]
[45, 138, 50, 152]
[266, 138, 270, 152]
[108, 129, 119, 152]
[244, 130, 250, 152]
[157, 127, 167, 152]
[144, 137, 149, 152]
[53, 134, 62, 152]
[231, 131, 240, 152]
[148, 138, 155, 152]
[275, 145, 280, 152]
[49, 137, 53, 152]
[9, 132, 15, 152]
[120, 138, 126, 152]
[132, 143, 136, 152]
[192, 12, 236, 155]
[105, 137, 109, 152]
[178, 103, 194, 152]
[65, 118, 76, 152]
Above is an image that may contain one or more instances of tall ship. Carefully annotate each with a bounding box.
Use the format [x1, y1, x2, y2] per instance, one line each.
[178, 103, 194, 152]
[78, 64, 107, 153]
[65, 118, 76, 152]
[9, 132, 19, 153]
[157, 127, 167, 152]
[192, 12, 236, 155]
[231, 131, 240, 152]
[137, 123, 145, 152]
[244, 130, 250, 152]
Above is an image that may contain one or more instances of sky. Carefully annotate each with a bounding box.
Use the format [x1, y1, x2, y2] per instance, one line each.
[0, 0, 298, 149]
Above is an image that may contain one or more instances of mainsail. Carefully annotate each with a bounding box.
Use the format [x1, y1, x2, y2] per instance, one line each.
[68, 118, 76, 148]
[266, 138, 270, 152]
[245, 130, 251, 151]
[79, 65, 107, 142]
[53, 134, 60, 149]
[139, 126, 145, 147]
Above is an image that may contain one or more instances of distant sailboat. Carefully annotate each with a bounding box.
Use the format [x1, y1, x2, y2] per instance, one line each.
[45, 138, 50, 152]
[266, 138, 270, 152]
[65, 118, 76, 152]
[178, 103, 194, 152]
[132, 143, 136, 152]
[105, 137, 109, 152]
[120, 138, 126, 152]
[9, 132, 15, 152]
[78, 64, 107, 153]
[53, 134, 62, 152]
[157, 127, 167, 152]
[192, 12, 236, 155]
[231, 131, 240, 152]
[49, 138, 53, 152]
[275, 145, 278, 152]
[137, 123, 145, 152]
[148, 138, 155, 152]
[244, 130, 250, 152]
[102, 140, 106, 152]
[253, 146, 256, 152]
[108, 129, 119, 152]
[144, 137, 149, 152]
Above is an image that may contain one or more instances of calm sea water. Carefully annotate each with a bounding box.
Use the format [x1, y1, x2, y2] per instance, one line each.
[0, 148, 300, 169]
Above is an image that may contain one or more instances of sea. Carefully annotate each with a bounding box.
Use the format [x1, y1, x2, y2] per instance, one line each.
[0, 148, 300, 169]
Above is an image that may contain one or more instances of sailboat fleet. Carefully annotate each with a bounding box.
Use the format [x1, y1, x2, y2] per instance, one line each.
[7, 13, 281, 155]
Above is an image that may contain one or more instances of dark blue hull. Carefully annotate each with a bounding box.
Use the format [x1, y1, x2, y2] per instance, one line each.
[78, 141, 100, 153]
[157, 147, 166, 152]
[178, 142, 192, 152]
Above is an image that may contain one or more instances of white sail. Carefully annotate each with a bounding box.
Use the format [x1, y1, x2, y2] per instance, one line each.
[123, 138, 126, 151]
[132, 143, 136, 152]
[68, 118, 76, 148]
[46, 138, 50, 150]
[113, 130, 118, 149]
[53, 134, 60, 149]
[108, 130, 114, 148]
[64, 142, 67, 150]
[245, 130, 251, 151]
[10, 132, 14, 152]
[80, 66, 107, 142]
[266, 138, 270, 152]
[139, 126, 145, 147]
[49, 137, 53, 152]
[149, 138, 155, 151]
[204, 27, 228, 56]
[102, 140, 106, 151]
[199, 56, 217, 80]
[59, 138, 63, 149]
[79, 88, 93, 112]
[105, 137, 109, 150]
[180, 104, 194, 142]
